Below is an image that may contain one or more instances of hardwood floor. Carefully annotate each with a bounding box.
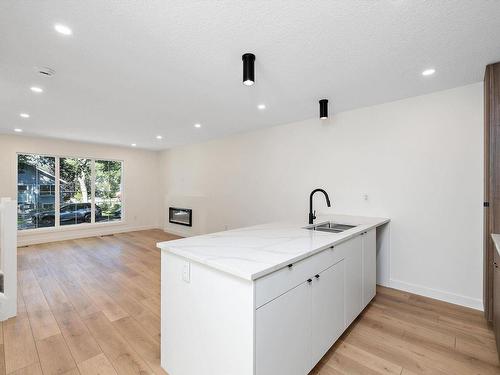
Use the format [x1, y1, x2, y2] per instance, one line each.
[312, 288, 500, 375]
[1, 229, 498, 374]
[8, 229, 178, 375]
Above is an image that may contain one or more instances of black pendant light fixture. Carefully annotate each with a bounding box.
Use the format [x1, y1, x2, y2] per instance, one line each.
[319, 99, 329, 119]
[242, 53, 255, 86]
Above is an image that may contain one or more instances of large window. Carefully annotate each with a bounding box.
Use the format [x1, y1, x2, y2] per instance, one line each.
[60, 158, 92, 226]
[17, 155, 56, 229]
[17, 154, 123, 231]
[95, 160, 122, 222]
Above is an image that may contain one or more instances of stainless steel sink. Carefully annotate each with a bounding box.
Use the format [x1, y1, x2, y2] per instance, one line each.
[305, 221, 357, 233]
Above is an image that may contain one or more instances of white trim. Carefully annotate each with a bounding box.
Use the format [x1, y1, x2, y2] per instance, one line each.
[388, 278, 483, 311]
[19, 219, 124, 235]
[18, 224, 160, 246]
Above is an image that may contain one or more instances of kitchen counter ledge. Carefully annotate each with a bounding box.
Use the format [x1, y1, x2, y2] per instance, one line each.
[157, 214, 390, 281]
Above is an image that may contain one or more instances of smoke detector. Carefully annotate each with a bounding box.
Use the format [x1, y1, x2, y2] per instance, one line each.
[36, 66, 56, 77]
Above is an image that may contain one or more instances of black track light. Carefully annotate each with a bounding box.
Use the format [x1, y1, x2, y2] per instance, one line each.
[242, 53, 255, 86]
[319, 99, 328, 119]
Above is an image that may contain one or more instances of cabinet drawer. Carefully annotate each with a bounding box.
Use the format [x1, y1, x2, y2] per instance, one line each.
[255, 246, 344, 309]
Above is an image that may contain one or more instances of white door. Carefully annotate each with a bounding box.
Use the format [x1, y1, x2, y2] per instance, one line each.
[342, 235, 363, 327]
[256, 281, 312, 375]
[362, 229, 377, 307]
[311, 259, 345, 365]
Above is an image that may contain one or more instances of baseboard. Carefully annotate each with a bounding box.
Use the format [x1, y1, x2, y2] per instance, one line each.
[18, 224, 161, 246]
[389, 278, 483, 311]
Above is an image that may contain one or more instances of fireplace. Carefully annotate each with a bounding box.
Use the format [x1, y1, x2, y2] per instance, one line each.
[169, 207, 192, 227]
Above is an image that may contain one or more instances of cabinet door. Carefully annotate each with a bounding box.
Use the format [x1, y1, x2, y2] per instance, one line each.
[362, 229, 377, 308]
[311, 260, 345, 366]
[343, 235, 363, 327]
[256, 281, 312, 375]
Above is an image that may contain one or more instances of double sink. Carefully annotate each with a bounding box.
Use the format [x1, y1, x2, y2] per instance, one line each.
[305, 221, 357, 233]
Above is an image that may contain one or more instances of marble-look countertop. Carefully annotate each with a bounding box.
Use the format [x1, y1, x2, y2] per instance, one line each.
[157, 214, 390, 281]
[491, 234, 500, 256]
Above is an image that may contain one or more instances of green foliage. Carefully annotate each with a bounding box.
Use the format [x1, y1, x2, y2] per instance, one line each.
[60, 158, 92, 202]
[96, 160, 122, 198]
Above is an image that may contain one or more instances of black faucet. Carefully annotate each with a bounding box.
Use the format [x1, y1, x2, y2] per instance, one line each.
[309, 188, 331, 224]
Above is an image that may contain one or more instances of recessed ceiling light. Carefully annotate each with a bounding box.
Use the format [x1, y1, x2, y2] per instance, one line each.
[20, 113, 30, 118]
[257, 104, 266, 110]
[30, 86, 43, 93]
[131, 143, 137, 147]
[194, 123, 202, 128]
[422, 68, 436, 76]
[54, 23, 72, 36]
[14, 128, 23, 133]
[156, 135, 163, 140]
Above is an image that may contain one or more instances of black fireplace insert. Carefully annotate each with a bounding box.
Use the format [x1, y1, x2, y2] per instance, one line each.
[169, 207, 192, 227]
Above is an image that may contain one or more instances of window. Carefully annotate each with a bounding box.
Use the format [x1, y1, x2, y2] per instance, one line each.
[95, 160, 122, 222]
[17, 155, 56, 229]
[17, 154, 123, 230]
[39, 185, 55, 196]
[60, 158, 92, 226]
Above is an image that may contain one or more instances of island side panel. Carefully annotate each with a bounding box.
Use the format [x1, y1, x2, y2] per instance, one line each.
[376, 223, 391, 287]
[161, 251, 255, 375]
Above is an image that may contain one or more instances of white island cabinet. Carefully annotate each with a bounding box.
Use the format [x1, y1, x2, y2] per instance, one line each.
[158, 215, 389, 375]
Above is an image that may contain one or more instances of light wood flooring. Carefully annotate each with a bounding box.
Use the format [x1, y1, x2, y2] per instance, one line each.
[1, 229, 498, 375]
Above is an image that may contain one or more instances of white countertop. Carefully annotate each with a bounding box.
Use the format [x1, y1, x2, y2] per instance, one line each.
[157, 214, 389, 281]
[491, 234, 500, 256]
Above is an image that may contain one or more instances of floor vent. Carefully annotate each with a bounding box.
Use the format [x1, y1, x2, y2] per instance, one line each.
[100, 234, 114, 237]
[0, 273, 4, 294]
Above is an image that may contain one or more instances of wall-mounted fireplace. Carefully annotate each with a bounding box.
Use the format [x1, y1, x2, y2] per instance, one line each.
[169, 207, 192, 227]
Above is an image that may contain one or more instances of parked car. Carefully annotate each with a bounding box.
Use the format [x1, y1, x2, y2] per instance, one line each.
[31, 203, 102, 226]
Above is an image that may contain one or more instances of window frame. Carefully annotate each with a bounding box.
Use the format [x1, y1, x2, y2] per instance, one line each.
[16, 152, 124, 233]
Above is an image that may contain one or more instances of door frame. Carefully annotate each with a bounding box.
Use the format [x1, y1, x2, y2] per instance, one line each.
[484, 62, 500, 322]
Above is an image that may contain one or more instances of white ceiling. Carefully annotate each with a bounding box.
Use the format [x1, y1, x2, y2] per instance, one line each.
[1, 1, 500, 150]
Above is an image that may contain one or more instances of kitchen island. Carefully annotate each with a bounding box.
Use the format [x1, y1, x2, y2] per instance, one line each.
[157, 214, 390, 375]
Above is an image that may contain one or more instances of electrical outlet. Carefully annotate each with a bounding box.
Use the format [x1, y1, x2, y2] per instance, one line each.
[182, 261, 190, 283]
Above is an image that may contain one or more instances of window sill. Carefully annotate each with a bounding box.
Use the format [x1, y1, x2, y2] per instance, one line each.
[18, 220, 125, 236]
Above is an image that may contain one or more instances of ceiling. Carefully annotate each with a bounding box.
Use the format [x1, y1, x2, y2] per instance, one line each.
[1, 1, 500, 150]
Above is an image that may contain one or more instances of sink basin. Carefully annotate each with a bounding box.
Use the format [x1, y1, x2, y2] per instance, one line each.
[305, 221, 357, 233]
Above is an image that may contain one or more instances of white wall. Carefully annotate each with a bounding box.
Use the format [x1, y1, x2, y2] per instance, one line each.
[160, 83, 484, 310]
[0, 135, 162, 245]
